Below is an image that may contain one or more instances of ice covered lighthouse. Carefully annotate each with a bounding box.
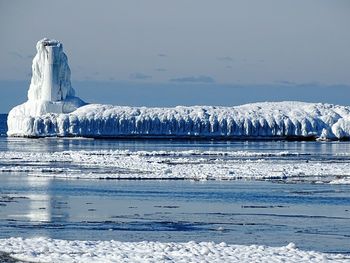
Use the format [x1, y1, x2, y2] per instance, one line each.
[37, 40, 69, 101]
[7, 38, 85, 135]
[24, 38, 84, 111]
[7, 38, 350, 140]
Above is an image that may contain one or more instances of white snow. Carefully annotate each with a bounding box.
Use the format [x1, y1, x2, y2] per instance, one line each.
[0, 237, 348, 263]
[329, 177, 350, 184]
[7, 39, 350, 140]
[1, 149, 349, 182]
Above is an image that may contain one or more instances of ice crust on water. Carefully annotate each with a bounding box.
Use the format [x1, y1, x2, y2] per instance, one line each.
[0, 237, 348, 263]
[1, 149, 350, 183]
[7, 39, 350, 139]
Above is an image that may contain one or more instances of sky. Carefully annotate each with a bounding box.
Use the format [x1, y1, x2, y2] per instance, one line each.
[0, 0, 350, 112]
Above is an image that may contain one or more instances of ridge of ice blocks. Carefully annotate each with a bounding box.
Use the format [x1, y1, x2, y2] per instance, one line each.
[0, 237, 348, 263]
[7, 39, 350, 140]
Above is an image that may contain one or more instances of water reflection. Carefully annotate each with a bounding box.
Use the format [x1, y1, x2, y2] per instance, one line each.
[8, 177, 70, 224]
[23, 177, 51, 222]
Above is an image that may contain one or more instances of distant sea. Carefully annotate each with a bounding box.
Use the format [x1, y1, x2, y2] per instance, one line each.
[0, 114, 7, 136]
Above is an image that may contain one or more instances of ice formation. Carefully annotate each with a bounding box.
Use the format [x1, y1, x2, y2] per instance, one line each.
[28, 38, 75, 101]
[1, 149, 350, 183]
[7, 38, 85, 135]
[7, 39, 350, 140]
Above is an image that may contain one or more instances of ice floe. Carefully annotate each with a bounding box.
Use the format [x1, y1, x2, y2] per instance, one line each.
[329, 177, 350, 184]
[0, 150, 349, 183]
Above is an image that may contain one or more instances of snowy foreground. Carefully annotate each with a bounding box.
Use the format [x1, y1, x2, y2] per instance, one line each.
[1, 149, 350, 183]
[7, 39, 350, 139]
[0, 237, 348, 263]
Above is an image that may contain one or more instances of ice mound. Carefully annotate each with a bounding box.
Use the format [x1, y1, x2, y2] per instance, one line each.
[7, 39, 350, 140]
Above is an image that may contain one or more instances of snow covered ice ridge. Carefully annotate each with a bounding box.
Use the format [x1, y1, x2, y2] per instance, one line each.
[0, 237, 348, 263]
[7, 39, 350, 140]
[1, 150, 350, 183]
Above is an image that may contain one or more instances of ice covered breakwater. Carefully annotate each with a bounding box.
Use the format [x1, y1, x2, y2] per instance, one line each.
[7, 101, 350, 140]
[6, 38, 350, 140]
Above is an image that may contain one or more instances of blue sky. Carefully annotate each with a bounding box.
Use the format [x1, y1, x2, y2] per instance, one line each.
[0, 0, 350, 112]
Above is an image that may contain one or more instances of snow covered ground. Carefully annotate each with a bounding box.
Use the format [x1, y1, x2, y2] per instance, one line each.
[0, 237, 348, 263]
[1, 149, 349, 183]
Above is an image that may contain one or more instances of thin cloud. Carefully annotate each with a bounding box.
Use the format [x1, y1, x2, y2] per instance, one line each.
[169, 75, 215, 83]
[129, 72, 152, 80]
[297, 81, 320, 87]
[217, 56, 234, 62]
[9, 51, 33, 60]
[9, 51, 24, 59]
[276, 80, 297, 85]
[155, 68, 167, 72]
[158, 53, 167, 57]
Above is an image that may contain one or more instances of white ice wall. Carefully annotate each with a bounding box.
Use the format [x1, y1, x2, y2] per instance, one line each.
[8, 101, 350, 140]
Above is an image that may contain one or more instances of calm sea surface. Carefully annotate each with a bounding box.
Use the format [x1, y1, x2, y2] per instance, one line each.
[0, 114, 350, 253]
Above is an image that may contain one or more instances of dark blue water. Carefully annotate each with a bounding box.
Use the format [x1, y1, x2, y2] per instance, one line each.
[0, 114, 7, 137]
